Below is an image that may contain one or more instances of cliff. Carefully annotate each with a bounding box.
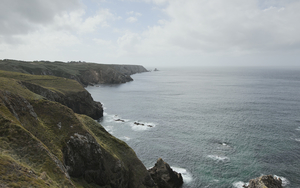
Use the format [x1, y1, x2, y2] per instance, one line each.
[0, 70, 156, 187]
[0, 70, 103, 119]
[0, 59, 148, 86]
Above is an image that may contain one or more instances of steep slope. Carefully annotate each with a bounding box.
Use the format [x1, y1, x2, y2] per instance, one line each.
[0, 59, 148, 86]
[0, 71, 156, 188]
[0, 70, 103, 119]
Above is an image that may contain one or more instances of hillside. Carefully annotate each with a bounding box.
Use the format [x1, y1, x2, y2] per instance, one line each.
[0, 59, 148, 86]
[0, 70, 155, 187]
[0, 70, 103, 119]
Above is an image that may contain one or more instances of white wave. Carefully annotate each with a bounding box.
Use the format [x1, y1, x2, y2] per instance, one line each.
[103, 125, 114, 134]
[274, 175, 289, 186]
[296, 127, 300, 131]
[130, 121, 156, 131]
[295, 138, 300, 142]
[171, 167, 193, 184]
[119, 136, 131, 141]
[207, 155, 230, 162]
[233, 181, 248, 188]
[233, 175, 289, 188]
[102, 114, 117, 123]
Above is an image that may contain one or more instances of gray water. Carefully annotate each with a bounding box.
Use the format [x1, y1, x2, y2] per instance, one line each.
[86, 67, 300, 188]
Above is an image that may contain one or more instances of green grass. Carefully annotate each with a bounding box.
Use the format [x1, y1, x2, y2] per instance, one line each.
[0, 59, 111, 77]
[0, 70, 84, 94]
[0, 113, 74, 188]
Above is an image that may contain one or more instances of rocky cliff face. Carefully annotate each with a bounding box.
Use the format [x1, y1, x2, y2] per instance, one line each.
[0, 70, 156, 187]
[20, 81, 103, 119]
[77, 67, 133, 86]
[63, 133, 129, 187]
[110, 64, 148, 76]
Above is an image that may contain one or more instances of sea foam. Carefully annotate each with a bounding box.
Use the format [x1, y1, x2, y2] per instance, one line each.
[119, 136, 131, 141]
[274, 175, 289, 186]
[233, 181, 248, 188]
[103, 125, 114, 134]
[171, 167, 193, 184]
[207, 155, 230, 162]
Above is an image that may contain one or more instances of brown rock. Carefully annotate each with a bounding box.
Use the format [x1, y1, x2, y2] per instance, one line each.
[148, 158, 183, 188]
[244, 175, 283, 188]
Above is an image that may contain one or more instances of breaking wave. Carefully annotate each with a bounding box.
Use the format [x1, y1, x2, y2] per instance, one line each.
[171, 167, 193, 184]
[207, 155, 230, 162]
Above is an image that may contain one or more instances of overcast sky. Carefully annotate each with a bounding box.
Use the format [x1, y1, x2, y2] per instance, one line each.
[0, 0, 299, 67]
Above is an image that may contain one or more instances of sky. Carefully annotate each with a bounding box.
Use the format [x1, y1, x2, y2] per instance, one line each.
[0, 0, 300, 67]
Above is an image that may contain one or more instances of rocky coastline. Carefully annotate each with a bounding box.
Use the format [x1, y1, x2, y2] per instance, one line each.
[0, 61, 183, 188]
[0, 60, 285, 188]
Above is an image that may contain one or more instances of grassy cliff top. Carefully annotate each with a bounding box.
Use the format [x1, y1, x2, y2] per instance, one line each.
[0, 59, 148, 86]
[0, 70, 84, 95]
[0, 59, 103, 75]
[0, 59, 142, 75]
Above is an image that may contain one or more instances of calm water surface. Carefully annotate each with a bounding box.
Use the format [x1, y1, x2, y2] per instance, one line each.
[86, 67, 300, 188]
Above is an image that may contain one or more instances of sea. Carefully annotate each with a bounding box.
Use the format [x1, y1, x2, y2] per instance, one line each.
[86, 66, 300, 188]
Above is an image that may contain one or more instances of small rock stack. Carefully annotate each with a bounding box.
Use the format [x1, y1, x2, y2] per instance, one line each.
[148, 158, 184, 188]
[244, 175, 283, 188]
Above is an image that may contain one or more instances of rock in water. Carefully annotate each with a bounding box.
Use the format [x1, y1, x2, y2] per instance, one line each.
[244, 175, 283, 188]
[148, 158, 183, 188]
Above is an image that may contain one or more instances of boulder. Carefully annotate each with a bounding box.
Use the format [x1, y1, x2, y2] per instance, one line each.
[148, 158, 183, 188]
[244, 175, 283, 188]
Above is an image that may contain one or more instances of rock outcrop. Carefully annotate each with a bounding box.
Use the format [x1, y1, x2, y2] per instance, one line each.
[63, 133, 129, 187]
[148, 158, 183, 188]
[244, 175, 283, 188]
[20, 81, 103, 119]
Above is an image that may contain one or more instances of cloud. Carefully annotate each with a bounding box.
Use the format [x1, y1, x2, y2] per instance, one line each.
[126, 17, 138, 23]
[117, 32, 141, 54]
[128, 0, 300, 57]
[54, 9, 116, 33]
[0, 0, 117, 45]
[0, 0, 81, 36]
[125, 11, 142, 23]
[126, 11, 142, 16]
[1, 0, 300, 66]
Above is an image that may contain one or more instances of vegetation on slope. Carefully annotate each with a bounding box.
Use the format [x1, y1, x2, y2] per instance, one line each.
[0, 70, 103, 119]
[0, 70, 155, 187]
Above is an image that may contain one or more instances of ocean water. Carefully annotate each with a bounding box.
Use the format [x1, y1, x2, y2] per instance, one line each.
[86, 67, 300, 188]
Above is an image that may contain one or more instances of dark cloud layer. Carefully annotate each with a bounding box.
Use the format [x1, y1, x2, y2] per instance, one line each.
[0, 0, 81, 36]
